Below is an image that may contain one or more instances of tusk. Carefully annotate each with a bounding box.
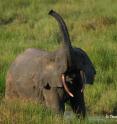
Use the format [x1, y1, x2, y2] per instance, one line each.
[80, 70, 86, 92]
[61, 74, 74, 97]
[80, 70, 86, 84]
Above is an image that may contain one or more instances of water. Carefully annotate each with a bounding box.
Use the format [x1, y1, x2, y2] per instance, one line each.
[64, 111, 117, 123]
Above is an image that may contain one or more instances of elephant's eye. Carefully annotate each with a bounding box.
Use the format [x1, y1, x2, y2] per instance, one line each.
[44, 83, 51, 90]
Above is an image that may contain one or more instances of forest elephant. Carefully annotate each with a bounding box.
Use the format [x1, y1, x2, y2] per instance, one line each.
[5, 10, 96, 118]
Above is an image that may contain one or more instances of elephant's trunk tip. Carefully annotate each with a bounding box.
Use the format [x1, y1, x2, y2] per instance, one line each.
[48, 10, 54, 15]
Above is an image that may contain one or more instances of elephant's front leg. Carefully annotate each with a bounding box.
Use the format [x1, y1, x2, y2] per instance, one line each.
[69, 92, 86, 118]
[43, 87, 65, 114]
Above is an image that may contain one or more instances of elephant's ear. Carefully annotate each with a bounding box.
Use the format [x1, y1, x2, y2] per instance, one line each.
[38, 51, 67, 88]
[73, 48, 96, 84]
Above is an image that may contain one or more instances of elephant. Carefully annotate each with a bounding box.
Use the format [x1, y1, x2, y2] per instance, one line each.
[5, 10, 96, 118]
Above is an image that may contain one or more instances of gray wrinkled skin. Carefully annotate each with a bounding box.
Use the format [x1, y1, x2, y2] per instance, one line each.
[5, 10, 96, 118]
[5, 48, 66, 98]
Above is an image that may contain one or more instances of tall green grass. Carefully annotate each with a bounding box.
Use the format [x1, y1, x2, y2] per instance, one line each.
[0, 100, 117, 124]
[0, 0, 117, 123]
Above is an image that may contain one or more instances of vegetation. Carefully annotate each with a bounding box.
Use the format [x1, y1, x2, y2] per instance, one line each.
[0, 0, 117, 123]
[0, 100, 117, 124]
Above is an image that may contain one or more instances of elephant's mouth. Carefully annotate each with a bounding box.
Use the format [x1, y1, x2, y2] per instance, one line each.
[62, 70, 86, 97]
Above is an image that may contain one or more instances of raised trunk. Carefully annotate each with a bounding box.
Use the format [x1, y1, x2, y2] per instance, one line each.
[49, 10, 73, 68]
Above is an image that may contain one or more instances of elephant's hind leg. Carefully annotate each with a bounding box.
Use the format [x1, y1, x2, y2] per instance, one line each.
[5, 73, 19, 99]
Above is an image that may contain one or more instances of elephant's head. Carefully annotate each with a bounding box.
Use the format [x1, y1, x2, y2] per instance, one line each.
[48, 10, 96, 87]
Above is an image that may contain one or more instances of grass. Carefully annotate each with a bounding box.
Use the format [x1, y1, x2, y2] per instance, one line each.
[0, 99, 117, 124]
[0, 0, 117, 123]
[0, 100, 64, 124]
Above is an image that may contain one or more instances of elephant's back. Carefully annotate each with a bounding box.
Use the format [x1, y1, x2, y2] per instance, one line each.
[10, 48, 47, 76]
